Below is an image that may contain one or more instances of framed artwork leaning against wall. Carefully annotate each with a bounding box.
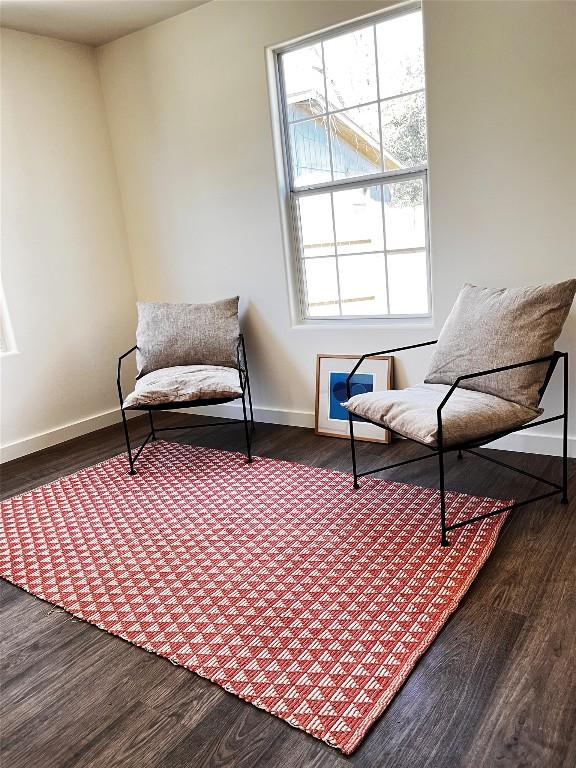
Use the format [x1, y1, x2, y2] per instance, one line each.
[315, 354, 394, 444]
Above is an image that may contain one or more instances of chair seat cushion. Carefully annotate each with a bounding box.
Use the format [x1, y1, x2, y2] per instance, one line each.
[343, 383, 541, 448]
[122, 365, 243, 409]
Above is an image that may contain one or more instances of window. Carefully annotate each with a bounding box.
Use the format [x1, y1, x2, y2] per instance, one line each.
[276, 5, 430, 320]
[0, 282, 17, 355]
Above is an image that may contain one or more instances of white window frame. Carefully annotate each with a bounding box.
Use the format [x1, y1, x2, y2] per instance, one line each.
[269, 1, 432, 326]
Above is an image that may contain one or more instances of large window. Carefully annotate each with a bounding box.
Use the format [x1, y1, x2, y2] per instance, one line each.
[276, 6, 430, 320]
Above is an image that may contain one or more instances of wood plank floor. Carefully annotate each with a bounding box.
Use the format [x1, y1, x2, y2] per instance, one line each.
[1, 414, 575, 768]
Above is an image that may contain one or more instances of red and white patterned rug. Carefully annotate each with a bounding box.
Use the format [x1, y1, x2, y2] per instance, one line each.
[0, 441, 509, 753]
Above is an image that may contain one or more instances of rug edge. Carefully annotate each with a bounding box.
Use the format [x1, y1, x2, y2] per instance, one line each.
[337, 503, 511, 754]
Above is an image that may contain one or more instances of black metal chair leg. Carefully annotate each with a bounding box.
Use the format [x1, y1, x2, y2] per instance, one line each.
[457, 449, 463, 460]
[561, 353, 569, 504]
[241, 393, 253, 463]
[439, 445, 449, 546]
[246, 371, 255, 432]
[247, 392, 255, 433]
[120, 408, 136, 475]
[349, 414, 359, 490]
[239, 335, 255, 433]
[148, 410, 156, 441]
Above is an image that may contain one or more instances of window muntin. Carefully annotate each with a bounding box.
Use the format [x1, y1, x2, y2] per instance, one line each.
[278, 6, 430, 320]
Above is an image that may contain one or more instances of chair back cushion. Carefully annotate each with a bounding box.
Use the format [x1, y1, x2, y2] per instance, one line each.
[136, 297, 240, 376]
[424, 280, 576, 408]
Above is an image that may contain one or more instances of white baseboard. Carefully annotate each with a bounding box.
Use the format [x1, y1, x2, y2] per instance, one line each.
[2, 402, 573, 463]
[486, 430, 575, 457]
[187, 402, 575, 458]
[0, 408, 137, 464]
[184, 402, 316, 429]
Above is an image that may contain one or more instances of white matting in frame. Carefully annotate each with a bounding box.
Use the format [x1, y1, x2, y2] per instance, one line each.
[315, 355, 394, 444]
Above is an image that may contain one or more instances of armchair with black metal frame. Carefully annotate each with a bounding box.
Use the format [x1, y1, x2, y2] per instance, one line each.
[346, 341, 568, 547]
[117, 334, 255, 475]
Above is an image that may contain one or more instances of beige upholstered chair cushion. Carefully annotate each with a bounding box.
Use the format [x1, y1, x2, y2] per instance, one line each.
[122, 365, 243, 409]
[424, 280, 576, 409]
[343, 383, 540, 448]
[136, 297, 240, 377]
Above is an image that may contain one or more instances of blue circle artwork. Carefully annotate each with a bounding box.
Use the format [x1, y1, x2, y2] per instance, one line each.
[328, 372, 374, 422]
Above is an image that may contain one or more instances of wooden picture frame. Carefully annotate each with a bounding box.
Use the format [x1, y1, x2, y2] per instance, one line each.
[315, 354, 394, 443]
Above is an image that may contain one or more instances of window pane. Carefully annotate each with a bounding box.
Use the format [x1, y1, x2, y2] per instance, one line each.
[376, 11, 424, 99]
[330, 105, 382, 180]
[282, 44, 326, 122]
[381, 91, 427, 170]
[339, 253, 388, 316]
[304, 257, 340, 316]
[387, 251, 429, 314]
[333, 185, 383, 254]
[289, 117, 332, 187]
[323, 27, 377, 110]
[384, 179, 425, 250]
[298, 194, 335, 257]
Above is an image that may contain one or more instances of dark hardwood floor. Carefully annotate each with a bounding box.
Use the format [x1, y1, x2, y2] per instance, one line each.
[1, 414, 575, 768]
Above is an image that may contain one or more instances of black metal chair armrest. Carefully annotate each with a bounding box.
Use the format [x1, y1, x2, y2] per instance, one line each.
[117, 345, 137, 407]
[346, 340, 438, 399]
[436, 351, 562, 418]
[236, 334, 247, 369]
[236, 334, 249, 391]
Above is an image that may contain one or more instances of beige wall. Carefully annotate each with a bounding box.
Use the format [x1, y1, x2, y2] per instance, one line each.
[2, 1, 574, 459]
[97, 0, 576, 454]
[1, 28, 136, 459]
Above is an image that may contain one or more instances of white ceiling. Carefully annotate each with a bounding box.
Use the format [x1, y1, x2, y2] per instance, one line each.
[0, 0, 211, 47]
